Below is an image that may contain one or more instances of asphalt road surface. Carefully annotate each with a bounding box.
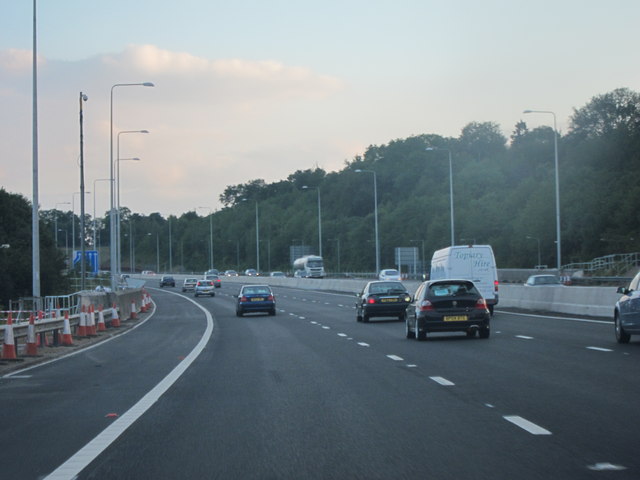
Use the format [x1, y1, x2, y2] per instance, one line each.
[1, 283, 638, 479]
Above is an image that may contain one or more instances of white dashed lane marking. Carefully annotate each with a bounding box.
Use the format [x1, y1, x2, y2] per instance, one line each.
[386, 355, 403, 361]
[515, 335, 534, 340]
[429, 376, 455, 386]
[503, 415, 551, 435]
[357, 342, 370, 347]
[587, 346, 612, 352]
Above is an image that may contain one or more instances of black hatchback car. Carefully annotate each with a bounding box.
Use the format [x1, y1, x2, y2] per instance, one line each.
[159, 275, 175, 287]
[356, 281, 411, 323]
[406, 279, 490, 340]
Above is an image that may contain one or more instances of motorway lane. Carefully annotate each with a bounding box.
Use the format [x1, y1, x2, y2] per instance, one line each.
[0, 290, 209, 480]
[77, 284, 639, 479]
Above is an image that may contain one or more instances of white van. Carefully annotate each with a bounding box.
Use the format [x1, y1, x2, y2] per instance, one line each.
[429, 245, 499, 314]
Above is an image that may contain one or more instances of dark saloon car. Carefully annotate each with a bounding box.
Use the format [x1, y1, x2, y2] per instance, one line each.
[159, 275, 175, 287]
[406, 279, 491, 340]
[614, 271, 640, 343]
[356, 281, 411, 323]
[236, 285, 276, 317]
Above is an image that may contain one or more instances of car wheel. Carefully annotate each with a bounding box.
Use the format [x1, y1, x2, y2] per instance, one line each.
[269, 308, 276, 316]
[236, 309, 243, 317]
[194, 293, 198, 297]
[405, 317, 415, 339]
[479, 326, 490, 339]
[362, 314, 370, 323]
[615, 313, 630, 344]
[415, 319, 426, 341]
[182, 288, 186, 292]
[488, 305, 494, 315]
[211, 292, 215, 297]
[467, 329, 477, 338]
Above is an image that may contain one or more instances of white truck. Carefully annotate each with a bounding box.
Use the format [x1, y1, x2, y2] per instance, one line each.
[429, 245, 499, 314]
[293, 255, 325, 278]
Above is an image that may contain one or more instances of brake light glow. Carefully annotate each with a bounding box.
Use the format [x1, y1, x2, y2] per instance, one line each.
[419, 300, 433, 311]
[267, 295, 274, 301]
[240, 296, 248, 302]
[367, 297, 376, 304]
[494, 280, 499, 292]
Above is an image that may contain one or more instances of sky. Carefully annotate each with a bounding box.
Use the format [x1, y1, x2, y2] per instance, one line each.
[1, 0, 639, 217]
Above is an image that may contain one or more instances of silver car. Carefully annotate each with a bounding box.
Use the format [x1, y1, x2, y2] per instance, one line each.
[194, 280, 215, 297]
[615, 271, 640, 343]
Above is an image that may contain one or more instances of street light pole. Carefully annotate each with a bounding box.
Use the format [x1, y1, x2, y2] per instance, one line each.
[79, 92, 88, 290]
[302, 186, 322, 257]
[109, 82, 153, 290]
[425, 147, 454, 246]
[526, 235, 542, 268]
[92, 178, 111, 252]
[523, 109, 561, 271]
[116, 156, 141, 273]
[54, 202, 70, 248]
[197, 206, 214, 270]
[354, 170, 379, 274]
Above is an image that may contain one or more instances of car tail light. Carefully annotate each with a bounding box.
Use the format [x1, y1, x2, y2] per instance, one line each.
[494, 280, 499, 292]
[267, 295, 274, 301]
[241, 296, 248, 302]
[367, 297, 376, 304]
[475, 298, 488, 310]
[419, 300, 433, 311]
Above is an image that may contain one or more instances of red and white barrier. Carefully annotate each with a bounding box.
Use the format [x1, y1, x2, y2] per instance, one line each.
[111, 303, 121, 328]
[26, 313, 38, 356]
[77, 305, 88, 337]
[61, 311, 74, 346]
[97, 305, 106, 332]
[2, 312, 17, 360]
[130, 300, 137, 320]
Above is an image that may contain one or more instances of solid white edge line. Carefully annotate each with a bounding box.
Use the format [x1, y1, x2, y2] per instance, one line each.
[497, 310, 610, 325]
[44, 291, 214, 479]
[503, 415, 552, 435]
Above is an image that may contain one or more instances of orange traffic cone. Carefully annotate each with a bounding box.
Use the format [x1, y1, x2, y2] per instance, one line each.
[26, 313, 38, 356]
[87, 305, 97, 336]
[2, 312, 18, 360]
[97, 305, 106, 332]
[61, 311, 74, 346]
[130, 300, 137, 320]
[111, 303, 121, 328]
[77, 305, 88, 337]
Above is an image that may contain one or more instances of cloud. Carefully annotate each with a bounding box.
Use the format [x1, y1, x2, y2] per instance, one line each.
[0, 44, 348, 216]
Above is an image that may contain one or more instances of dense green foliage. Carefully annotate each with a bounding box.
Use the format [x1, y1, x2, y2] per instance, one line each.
[3, 88, 640, 299]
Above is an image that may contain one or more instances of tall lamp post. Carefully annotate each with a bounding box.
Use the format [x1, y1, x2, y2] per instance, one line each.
[116, 129, 148, 275]
[79, 92, 88, 290]
[109, 82, 154, 290]
[197, 206, 214, 270]
[425, 147, 454, 246]
[301, 186, 322, 257]
[54, 201, 70, 248]
[92, 178, 111, 250]
[523, 109, 561, 271]
[526, 235, 542, 268]
[354, 170, 379, 274]
[116, 156, 141, 273]
[72, 191, 90, 268]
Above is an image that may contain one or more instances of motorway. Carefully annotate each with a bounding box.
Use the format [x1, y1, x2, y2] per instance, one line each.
[0, 283, 638, 479]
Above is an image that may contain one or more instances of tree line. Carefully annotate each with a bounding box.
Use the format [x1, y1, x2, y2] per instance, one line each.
[2, 87, 639, 306]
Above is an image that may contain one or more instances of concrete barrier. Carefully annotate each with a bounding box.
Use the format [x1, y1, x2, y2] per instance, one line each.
[216, 276, 618, 319]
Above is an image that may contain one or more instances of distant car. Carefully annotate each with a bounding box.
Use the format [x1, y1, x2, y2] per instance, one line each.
[236, 285, 276, 316]
[159, 275, 175, 287]
[224, 270, 239, 277]
[245, 269, 258, 276]
[614, 271, 640, 343]
[294, 270, 308, 278]
[205, 269, 219, 276]
[141, 270, 155, 275]
[524, 274, 563, 286]
[356, 281, 411, 323]
[194, 280, 215, 297]
[182, 278, 198, 292]
[378, 269, 401, 281]
[406, 279, 491, 340]
[205, 274, 221, 288]
[270, 271, 286, 277]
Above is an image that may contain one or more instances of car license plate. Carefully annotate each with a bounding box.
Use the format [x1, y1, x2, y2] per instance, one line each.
[251, 298, 264, 302]
[444, 315, 468, 322]
[380, 298, 397, 303]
